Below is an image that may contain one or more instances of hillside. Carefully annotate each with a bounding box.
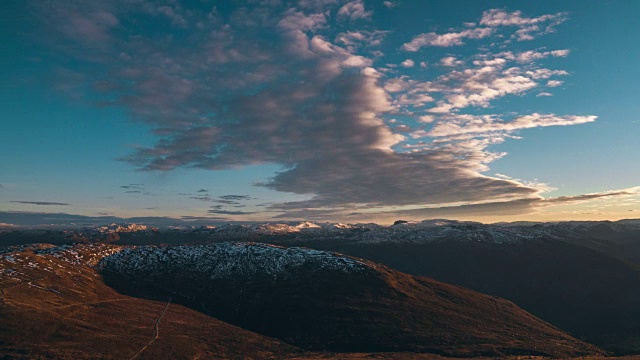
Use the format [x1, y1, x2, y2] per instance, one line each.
[1, 242, 605, 358]
[0, 243, 301, 359]
[97, 242, 603, 357]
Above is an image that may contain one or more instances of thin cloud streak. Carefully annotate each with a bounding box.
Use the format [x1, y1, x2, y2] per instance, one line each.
[10, 201, 70, 206]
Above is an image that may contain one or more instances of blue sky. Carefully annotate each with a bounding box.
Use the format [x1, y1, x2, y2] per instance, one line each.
[1, 0, 639, 224]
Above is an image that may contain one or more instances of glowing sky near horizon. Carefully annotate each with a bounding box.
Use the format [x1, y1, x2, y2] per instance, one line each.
[1, 0, 639, 224]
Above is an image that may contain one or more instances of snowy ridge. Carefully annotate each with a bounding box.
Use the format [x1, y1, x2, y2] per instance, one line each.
[98, 242, 372, 279]
[35, 243, 123, 266]
[0, 243, 122, 283]
[0, 243, 123, 266]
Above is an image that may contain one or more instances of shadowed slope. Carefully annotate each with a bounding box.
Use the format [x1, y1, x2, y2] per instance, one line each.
[307, 238, 640, 354]
[98, 242, 604, 358]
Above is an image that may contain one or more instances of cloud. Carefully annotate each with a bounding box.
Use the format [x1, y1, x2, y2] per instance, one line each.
[32, 2, 597, 220]
[397, 52, 569, 115]
[190, 196, 213, 202]
[525, 69, 569, 79]
[337, 0, 373, 21]
[219, 195, 252, 200]
[440, 56, 463, 67]
[547, 80, 563, 87]
[335, 31, 387, 50]
[401, 9, 568, 52]
[207, 209, 257, 215]
[479, 9, 568, 41]
[118, 183, 156, 196]
[212, 200, 240, 206]
[120, 184, 144, 190]
[264, 152, 539, 211]
[514, 49, 570, 63]
[426, 66, 539, 112]
[427, 114, 596, 137]
[181, 215, 229, 221]
[287, 187, 640, 222]
[0, 211, 228, 227]
[10, 201, 69, 206]
[480, 9, 563, 27]
[401, 59, 415, 68]
[545, 188, 640, 204]
[402, 27, 494, 51]
[278, 9, 327, 32]
[383, 1, 397, 9]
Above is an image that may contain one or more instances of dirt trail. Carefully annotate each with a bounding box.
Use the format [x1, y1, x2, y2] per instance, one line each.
[129, 298, 172, 360]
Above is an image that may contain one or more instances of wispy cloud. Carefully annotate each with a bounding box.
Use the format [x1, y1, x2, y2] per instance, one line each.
[545, 188, 640, 204]
[335, 30, 388, 50]
[189, 196, 213, 202]
[383, 1, 397, 10]
[479, 9, 568, 41]
[427, 114, 596, 137]
[120, 184, 144, 190]
[219, 195, 252, 201]
[120, 183, 156, 196]
[10, 201, 69, 206]
[0, 211, 228, 227]
[402, 27, 494, 51]
[337, 0, 373, 21]
[208, 209, 256, 216]
[181, 215, 228, 221]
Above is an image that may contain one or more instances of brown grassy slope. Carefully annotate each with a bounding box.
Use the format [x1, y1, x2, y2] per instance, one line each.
[0, 248, 302, 360]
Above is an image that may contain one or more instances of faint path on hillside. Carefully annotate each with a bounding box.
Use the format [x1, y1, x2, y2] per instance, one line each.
[129, 298, 172, 360]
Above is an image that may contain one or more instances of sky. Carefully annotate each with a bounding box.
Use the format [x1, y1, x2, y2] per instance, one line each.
[1, 0, 640, 225]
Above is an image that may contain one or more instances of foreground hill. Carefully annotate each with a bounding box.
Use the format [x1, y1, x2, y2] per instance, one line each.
[97, 242, 603, 357]
[1, 242, 604, 359]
